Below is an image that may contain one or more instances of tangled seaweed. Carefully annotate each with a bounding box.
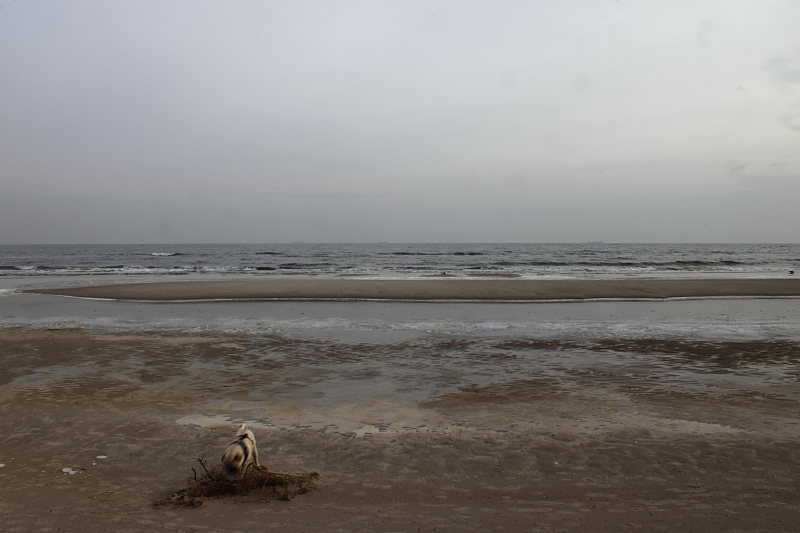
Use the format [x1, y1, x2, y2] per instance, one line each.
[154, 458, 319, 508]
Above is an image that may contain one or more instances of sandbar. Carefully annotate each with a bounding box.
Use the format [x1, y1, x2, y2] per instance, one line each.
[25, 277, 800, 301]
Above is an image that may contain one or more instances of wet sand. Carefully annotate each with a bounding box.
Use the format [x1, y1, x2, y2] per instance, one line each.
[26, 277, 800, 301]
[1, 315, 799, 532]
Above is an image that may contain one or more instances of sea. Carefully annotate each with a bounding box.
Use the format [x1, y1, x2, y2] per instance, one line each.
[1, 242, 798, 279]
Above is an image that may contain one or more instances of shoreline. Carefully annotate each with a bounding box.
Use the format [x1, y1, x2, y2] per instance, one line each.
[25, 277, 800, 301]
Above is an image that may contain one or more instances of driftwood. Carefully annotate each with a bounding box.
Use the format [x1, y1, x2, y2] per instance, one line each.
[154, 458, 318, 508]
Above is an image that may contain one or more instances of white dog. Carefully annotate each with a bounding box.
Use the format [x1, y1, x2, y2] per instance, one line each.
[221, 424, 260, 477]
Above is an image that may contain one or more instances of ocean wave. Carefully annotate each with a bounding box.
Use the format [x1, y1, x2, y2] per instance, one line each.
[278, 262, 334, 268]
[0, 243, 796, 278]
[0, 264, 783, 277]
[675, 259, 746, 267]
[387, 251, 446, 256]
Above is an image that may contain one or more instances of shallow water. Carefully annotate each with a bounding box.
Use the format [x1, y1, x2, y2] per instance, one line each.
[2, 288, 799, 407]
[3, 288, 800, 339]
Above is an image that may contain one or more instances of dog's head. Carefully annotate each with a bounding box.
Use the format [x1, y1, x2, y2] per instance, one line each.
[234, 423, 252, 440]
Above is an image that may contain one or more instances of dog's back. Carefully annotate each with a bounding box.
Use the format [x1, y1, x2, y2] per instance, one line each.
[221, 423, 258, 476]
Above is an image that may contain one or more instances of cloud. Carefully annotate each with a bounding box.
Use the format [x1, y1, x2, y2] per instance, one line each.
[763, 49, 800, 88]
[696, 19, 714, 46]
[763, 49, 800, 133]
[724, 161, 749, 176]
[777, 112, 800, 133]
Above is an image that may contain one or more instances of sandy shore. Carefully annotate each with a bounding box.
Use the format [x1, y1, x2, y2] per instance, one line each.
[25, 277, 800, 301]
[2, 319, 799, 532]
[3, 285, 800, 531]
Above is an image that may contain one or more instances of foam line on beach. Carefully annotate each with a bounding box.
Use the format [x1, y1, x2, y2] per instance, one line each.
[24, 294, 800, 304]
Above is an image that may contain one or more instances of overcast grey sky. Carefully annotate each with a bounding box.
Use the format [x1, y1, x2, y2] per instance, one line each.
[1, 0, 799, 243]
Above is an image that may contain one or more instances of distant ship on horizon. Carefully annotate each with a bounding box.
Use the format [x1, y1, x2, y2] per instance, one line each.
[588, 240, 604, 244]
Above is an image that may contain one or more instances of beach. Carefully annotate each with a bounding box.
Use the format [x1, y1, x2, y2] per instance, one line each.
[4, 0, 800, 523]
[2, 279, 800, 531]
